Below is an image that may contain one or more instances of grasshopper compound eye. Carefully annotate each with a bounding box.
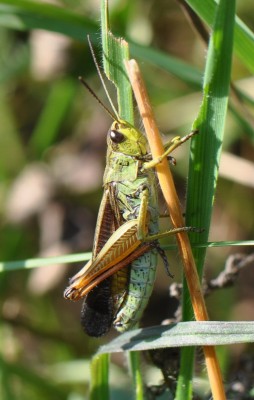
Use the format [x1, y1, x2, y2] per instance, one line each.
[110, 130, 125, 143]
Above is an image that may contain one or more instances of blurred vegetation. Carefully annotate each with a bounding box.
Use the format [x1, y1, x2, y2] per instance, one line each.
[0, 0, 253, 399]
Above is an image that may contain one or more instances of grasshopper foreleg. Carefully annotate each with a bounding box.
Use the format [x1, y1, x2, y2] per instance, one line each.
[143, 153, 176, 166]
[142, 129, 198, 171]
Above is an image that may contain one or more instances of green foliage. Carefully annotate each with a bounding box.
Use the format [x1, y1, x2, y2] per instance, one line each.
[100, 0, 133, 123]
[0, 1, 253, 399]
[90, 354, 110, 400]
[99, 322, 254, 353]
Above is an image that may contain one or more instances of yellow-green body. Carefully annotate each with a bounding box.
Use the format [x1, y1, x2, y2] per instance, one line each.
[64, 119, 160, 336]
[103, 132, 159, 331]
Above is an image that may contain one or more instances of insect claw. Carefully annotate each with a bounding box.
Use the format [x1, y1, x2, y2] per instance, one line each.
[168, 155, 176, 166]
[192, 128, 199, 136]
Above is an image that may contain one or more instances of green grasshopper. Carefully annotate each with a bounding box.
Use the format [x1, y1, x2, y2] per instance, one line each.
[64, 55, 197, 337]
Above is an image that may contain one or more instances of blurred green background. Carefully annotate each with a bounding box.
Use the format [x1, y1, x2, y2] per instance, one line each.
[0, 0, 254, 399]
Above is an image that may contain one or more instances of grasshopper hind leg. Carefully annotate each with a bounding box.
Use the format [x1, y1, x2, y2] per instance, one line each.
[80, 278, 114, 337]
[153, 241, 174, 278]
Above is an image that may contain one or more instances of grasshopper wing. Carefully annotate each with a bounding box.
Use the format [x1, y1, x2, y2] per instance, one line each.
[64, 219, 141, 298]
[80, 188, 118, 337]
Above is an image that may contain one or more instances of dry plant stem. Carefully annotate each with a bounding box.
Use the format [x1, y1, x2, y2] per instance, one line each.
[125, 59, 226, 400]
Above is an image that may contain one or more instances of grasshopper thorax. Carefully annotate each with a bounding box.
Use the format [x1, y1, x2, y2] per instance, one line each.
[108, 119, 147, 157]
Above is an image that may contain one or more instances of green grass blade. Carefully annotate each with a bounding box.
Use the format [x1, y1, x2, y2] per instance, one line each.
[177, 0, 236, 398]
[0, 355, 68, 400]
[0, 89, 25, 177]
[0, 0, 97, 40]
[0, 0, 202, 88]
[90, 354, 110, 400]
[186, 0, 236, 281]
[186, 0, 254, 73]
[29, 78, 77, 157]
[98, 322, 254, 353]
[100, 0, 133, 123]
[129, 42, 202, 88]
[1, 1, 254, 82]
[1, 240, 252, 273]
[128, 352, 144, 400]
[100, 2, 143, 398]
[0, 252, 92, 273]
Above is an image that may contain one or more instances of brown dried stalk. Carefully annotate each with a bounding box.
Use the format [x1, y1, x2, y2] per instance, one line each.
[125, 59, 226, 400]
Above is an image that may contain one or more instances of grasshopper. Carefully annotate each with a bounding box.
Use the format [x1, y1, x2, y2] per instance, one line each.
[64, 52, 197, 337]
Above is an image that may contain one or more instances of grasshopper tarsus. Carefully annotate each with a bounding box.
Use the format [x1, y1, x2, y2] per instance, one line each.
[177, 129, 199, 145]
[188, 226, 205, 234]
[153, 242, 174, 278]
[191, 128, 199, 136]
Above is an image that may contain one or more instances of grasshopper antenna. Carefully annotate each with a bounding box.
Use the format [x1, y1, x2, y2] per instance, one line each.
[78, 76, 118, 121]
[87, 35, 120, 121]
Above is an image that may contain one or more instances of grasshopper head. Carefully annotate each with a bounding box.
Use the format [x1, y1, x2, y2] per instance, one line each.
[108, 119, 147, 156]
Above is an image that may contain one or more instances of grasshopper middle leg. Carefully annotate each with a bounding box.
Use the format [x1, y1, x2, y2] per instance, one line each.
[136, 187, 197, 243]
